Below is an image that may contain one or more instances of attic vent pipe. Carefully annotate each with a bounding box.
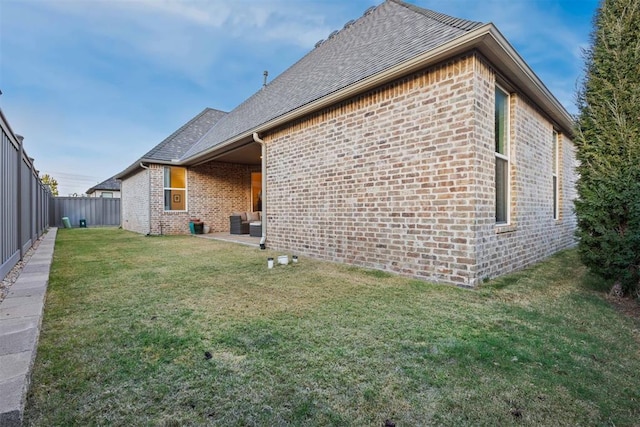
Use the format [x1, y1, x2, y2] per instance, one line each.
[263, 70, 268, 87]
[364, 6, 376, 15]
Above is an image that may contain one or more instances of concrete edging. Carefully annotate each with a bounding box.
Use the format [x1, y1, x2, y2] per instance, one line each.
[0, 228, 57, 427]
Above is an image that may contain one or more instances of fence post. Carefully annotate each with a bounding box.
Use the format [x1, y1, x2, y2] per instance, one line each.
[29, 161, 34, 245]
[16, 135, 23, 260]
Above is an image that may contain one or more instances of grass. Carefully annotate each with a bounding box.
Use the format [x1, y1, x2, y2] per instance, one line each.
[24, 228, 640, 426]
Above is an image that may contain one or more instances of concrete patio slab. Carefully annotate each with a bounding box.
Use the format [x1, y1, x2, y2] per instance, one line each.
[198, 232, 261, 247]
[19, 264, 51, 274]
[7, 280, 46, 292]
[0, 295, 45, 310]
[0, 302, 44, 320]
[0, 353, 32, 381]
[0, 375, 27, 427]
[0, 321, 39, 358]
[9, 272, 49, 284]
[0, 317, 40, 336]
[5, 288, 46, 299]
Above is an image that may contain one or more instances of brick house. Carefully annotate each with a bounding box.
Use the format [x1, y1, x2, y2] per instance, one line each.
[86, 176, 121, 198]
[116, 0, 577, 287]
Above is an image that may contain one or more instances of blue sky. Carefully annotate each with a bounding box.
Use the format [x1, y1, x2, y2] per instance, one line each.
[0, 0, 598, 196]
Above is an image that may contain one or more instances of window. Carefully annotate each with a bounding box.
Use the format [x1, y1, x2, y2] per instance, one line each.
[495, 86, 509, 224]
[164, 166, 186, 211]
[552, 131, 559, 219]
[251, 172, 262, 212]
[100, 192, 113, 198]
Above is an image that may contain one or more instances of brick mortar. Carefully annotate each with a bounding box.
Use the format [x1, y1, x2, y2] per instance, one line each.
[265, 55, 479, 285]
[121, 54, 577, 286]
[123, 163, 259, 235]
[264, 54, 576, 286]
[121, 169, 150, 234]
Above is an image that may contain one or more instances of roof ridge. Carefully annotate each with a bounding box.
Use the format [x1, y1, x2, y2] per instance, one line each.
[389, 0, 483, 31]
[146, 107, 225, 158]
[313, 3, 381, 49]
[167, 108, 225, 140]
[179, 1, 486, 162]
[87, 175, 120, 193]
[202, 107, 227, 115]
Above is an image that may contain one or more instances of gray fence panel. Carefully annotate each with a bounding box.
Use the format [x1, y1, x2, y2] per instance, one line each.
[0, 123, 20, 280]
[20, 157, 33, 253]
[1, 109, 51, 281]
[53, 197, 120, 228]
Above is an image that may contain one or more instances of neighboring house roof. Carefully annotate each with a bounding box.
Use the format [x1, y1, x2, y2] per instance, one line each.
[86, 176, 121, 194]
[116, 107, 227, 178]
[181, 0, 484, 160]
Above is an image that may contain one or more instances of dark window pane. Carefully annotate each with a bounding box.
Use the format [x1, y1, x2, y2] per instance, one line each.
[496, 157, 508, 223]
[164, 167, 171, 188]
[164, 190, 171, 211]
[495, 88, 508, 154]
[553, 176, 558, 219]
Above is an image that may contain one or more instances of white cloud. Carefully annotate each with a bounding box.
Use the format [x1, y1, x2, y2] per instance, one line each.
[131, 0, 233, 26]
[9, 0, 346, 88]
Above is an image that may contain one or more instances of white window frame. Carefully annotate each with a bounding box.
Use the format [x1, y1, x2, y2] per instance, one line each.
[100, 192, 113, 198]
[495, 85, 510, 225]
[552, 130, 559, 220]
[163, 166, 188, 212]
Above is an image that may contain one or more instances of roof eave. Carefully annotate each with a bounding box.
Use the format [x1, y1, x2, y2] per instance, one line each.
[477, 25, 574, 136]
[182, 23, 573, 165]
[114, 158, 178, 180]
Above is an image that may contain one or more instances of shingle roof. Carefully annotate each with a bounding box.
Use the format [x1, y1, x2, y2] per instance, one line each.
[144, 107, 227, 162]
[116, 107, 227, 179]
[181, 0, 483, 160]
[86, 175, 120, 194]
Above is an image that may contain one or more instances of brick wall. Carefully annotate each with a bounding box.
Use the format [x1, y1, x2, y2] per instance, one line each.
[262, 53, 576, 286]
[187, 162, 258, 232]
[146, 162, 256, 235]
[122, 53, 577, 285]
[473, 57, 577, 282]
[121, 168, 149, 234]
[264, 54, 480, 285]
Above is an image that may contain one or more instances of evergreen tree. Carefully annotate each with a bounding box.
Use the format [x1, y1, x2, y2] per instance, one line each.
[574, 0, 640, 297]
[41, 173, 59, 197]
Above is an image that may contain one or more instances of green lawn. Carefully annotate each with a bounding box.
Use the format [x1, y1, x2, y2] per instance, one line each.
[24, 228, 640, 426]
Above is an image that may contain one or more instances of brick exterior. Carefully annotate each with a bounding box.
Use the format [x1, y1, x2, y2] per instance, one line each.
[122, 162, 258, 236]
[474, 75, 578, 282]
[186, 162, 259, 232]
[121, 53, 577, 287]
[260, 53, 576, 286]
[121, 168, 150, 234]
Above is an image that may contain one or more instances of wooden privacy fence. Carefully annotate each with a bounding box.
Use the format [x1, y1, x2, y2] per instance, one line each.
[50, 197, 120, 228]
[1, 109, 52, 281]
